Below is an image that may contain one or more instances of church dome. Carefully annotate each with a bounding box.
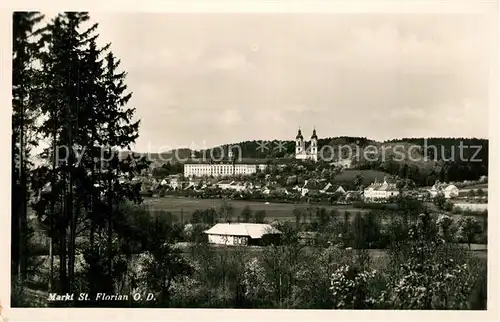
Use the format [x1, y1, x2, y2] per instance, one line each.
[296, 129, 303, 139]
[311, 128, 318, 140]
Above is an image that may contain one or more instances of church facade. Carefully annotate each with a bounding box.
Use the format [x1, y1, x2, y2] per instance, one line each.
[295, 128, 318, 162]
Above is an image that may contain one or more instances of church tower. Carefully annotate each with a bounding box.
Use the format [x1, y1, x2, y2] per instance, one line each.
[295, 128, 305, 157]
[310, 128, 318, 161]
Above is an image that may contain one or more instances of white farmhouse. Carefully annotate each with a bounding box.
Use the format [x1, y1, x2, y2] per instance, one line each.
[443, 184, 459, 199]
[204, 223, 282, 246]
[429, 182, 459, 199]
[363, 177, 399, 200]
[320, 182, 346, 195]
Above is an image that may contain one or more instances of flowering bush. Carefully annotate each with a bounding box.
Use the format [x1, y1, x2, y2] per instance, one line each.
[242, 257, 272, 302]
[329, 264, 378, 309]
[386, 260, 473, 309]
[436, 214, 456, 242]
[456, 217, 482, 249]
[383, 214, 477, 309]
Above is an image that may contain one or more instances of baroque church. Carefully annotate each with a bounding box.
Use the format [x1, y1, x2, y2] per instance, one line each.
[295, 128, 318, 162]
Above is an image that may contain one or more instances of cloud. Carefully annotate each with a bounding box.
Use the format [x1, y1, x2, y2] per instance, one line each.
[220, 109, 242, 125]
[208, 53, 250, 71]
[387, 106, 427, 120]
[84, 13, 493, 149]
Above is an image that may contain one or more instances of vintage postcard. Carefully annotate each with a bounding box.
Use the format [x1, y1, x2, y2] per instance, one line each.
[1, 0, 499, 321]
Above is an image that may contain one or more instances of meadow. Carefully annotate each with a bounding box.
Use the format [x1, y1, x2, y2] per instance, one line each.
[143, 196, 370, 222]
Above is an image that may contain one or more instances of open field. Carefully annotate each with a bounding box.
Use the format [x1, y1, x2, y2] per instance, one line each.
[461, 183, 488, 190]
[144, 197, 487, 225]
[453, 203, 488, 212]
[144, 196, 370, 222]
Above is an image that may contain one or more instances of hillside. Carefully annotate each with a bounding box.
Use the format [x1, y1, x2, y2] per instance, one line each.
[334, 169, 395, 185]
[120, 148, 192, 164]
[132, 136, 488, 185]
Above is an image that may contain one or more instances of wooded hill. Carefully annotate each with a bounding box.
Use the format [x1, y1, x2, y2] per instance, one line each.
[136, 137, 488, 185]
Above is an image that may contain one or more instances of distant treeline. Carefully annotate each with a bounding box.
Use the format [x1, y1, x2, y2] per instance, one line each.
[385, 137, 488, 164]
[199, 137, 375, 159]
[382, 137, 488, 184]
[147, 137, 488, 186]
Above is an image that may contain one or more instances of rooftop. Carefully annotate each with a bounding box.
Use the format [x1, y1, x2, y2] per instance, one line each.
[204, 223, 282, 239]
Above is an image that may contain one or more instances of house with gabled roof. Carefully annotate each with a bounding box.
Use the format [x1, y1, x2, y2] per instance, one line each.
[262, 182, 288, 195]
[300, 179, 324, 197]
[217, 180, 233, 190]
[429, 181, 459, 199]
[363, 177, 399, 200]
[225, 181, 253, 192]
[320, 182, 346, 195]
[204, 223, 282, 246]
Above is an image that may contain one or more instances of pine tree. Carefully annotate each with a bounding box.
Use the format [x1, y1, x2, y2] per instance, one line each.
[32, 11, 150, 304]
[34, 12, 103, 294]
[12, 11, 44, 287]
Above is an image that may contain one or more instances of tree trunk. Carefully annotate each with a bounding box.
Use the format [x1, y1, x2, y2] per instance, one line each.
[11, 182, 20, 280]
[50, 113, 58, 293]
[48, 237, 54, 292]
[59, 232, 68, 293]
[66, 95, 76, 294]
[18, 90, 28, 285]
[107, 151, 113, 286]
[68, 198, 79, 296]
[67, 186, 75, 294]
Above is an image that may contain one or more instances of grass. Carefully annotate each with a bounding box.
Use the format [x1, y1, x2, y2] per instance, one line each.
[460, 183, 488, 190]
[144, 196, 371, 222]
[144, 196, 488, 226]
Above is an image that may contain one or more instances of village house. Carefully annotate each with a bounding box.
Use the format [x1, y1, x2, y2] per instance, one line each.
[320, 182, 346, 195]
[363, 177, 399, 201]
[204, 223, 282, 246]
[217, 180, 233, 190]
[299, 179, 324, 197]
[165, 174, 181, 190]
[330, 159, 353, 169]
[262, 182, 288, 195]
[429, 182, 459, 199]
[263, 186, 289, 196]
[226, 181, 253, 192]
[184, 178, 204, 191]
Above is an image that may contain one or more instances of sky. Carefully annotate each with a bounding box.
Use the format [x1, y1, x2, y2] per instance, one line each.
[64, 13, 496, 152]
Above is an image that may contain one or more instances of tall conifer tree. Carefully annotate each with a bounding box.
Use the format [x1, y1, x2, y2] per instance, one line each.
[12, 11, 44, 287]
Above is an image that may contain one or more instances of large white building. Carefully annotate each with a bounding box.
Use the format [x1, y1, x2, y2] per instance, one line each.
[295, 128, 318, 162]
[184, 163, 264, 177]
[184, 150, 267, 178]
[363, 177, 400, 200]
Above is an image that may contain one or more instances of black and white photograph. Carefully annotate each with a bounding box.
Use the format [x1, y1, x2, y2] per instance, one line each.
[5, 1, 497, 315]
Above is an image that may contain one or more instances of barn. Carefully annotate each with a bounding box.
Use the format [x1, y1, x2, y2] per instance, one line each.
[204, 223, 282, 246]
